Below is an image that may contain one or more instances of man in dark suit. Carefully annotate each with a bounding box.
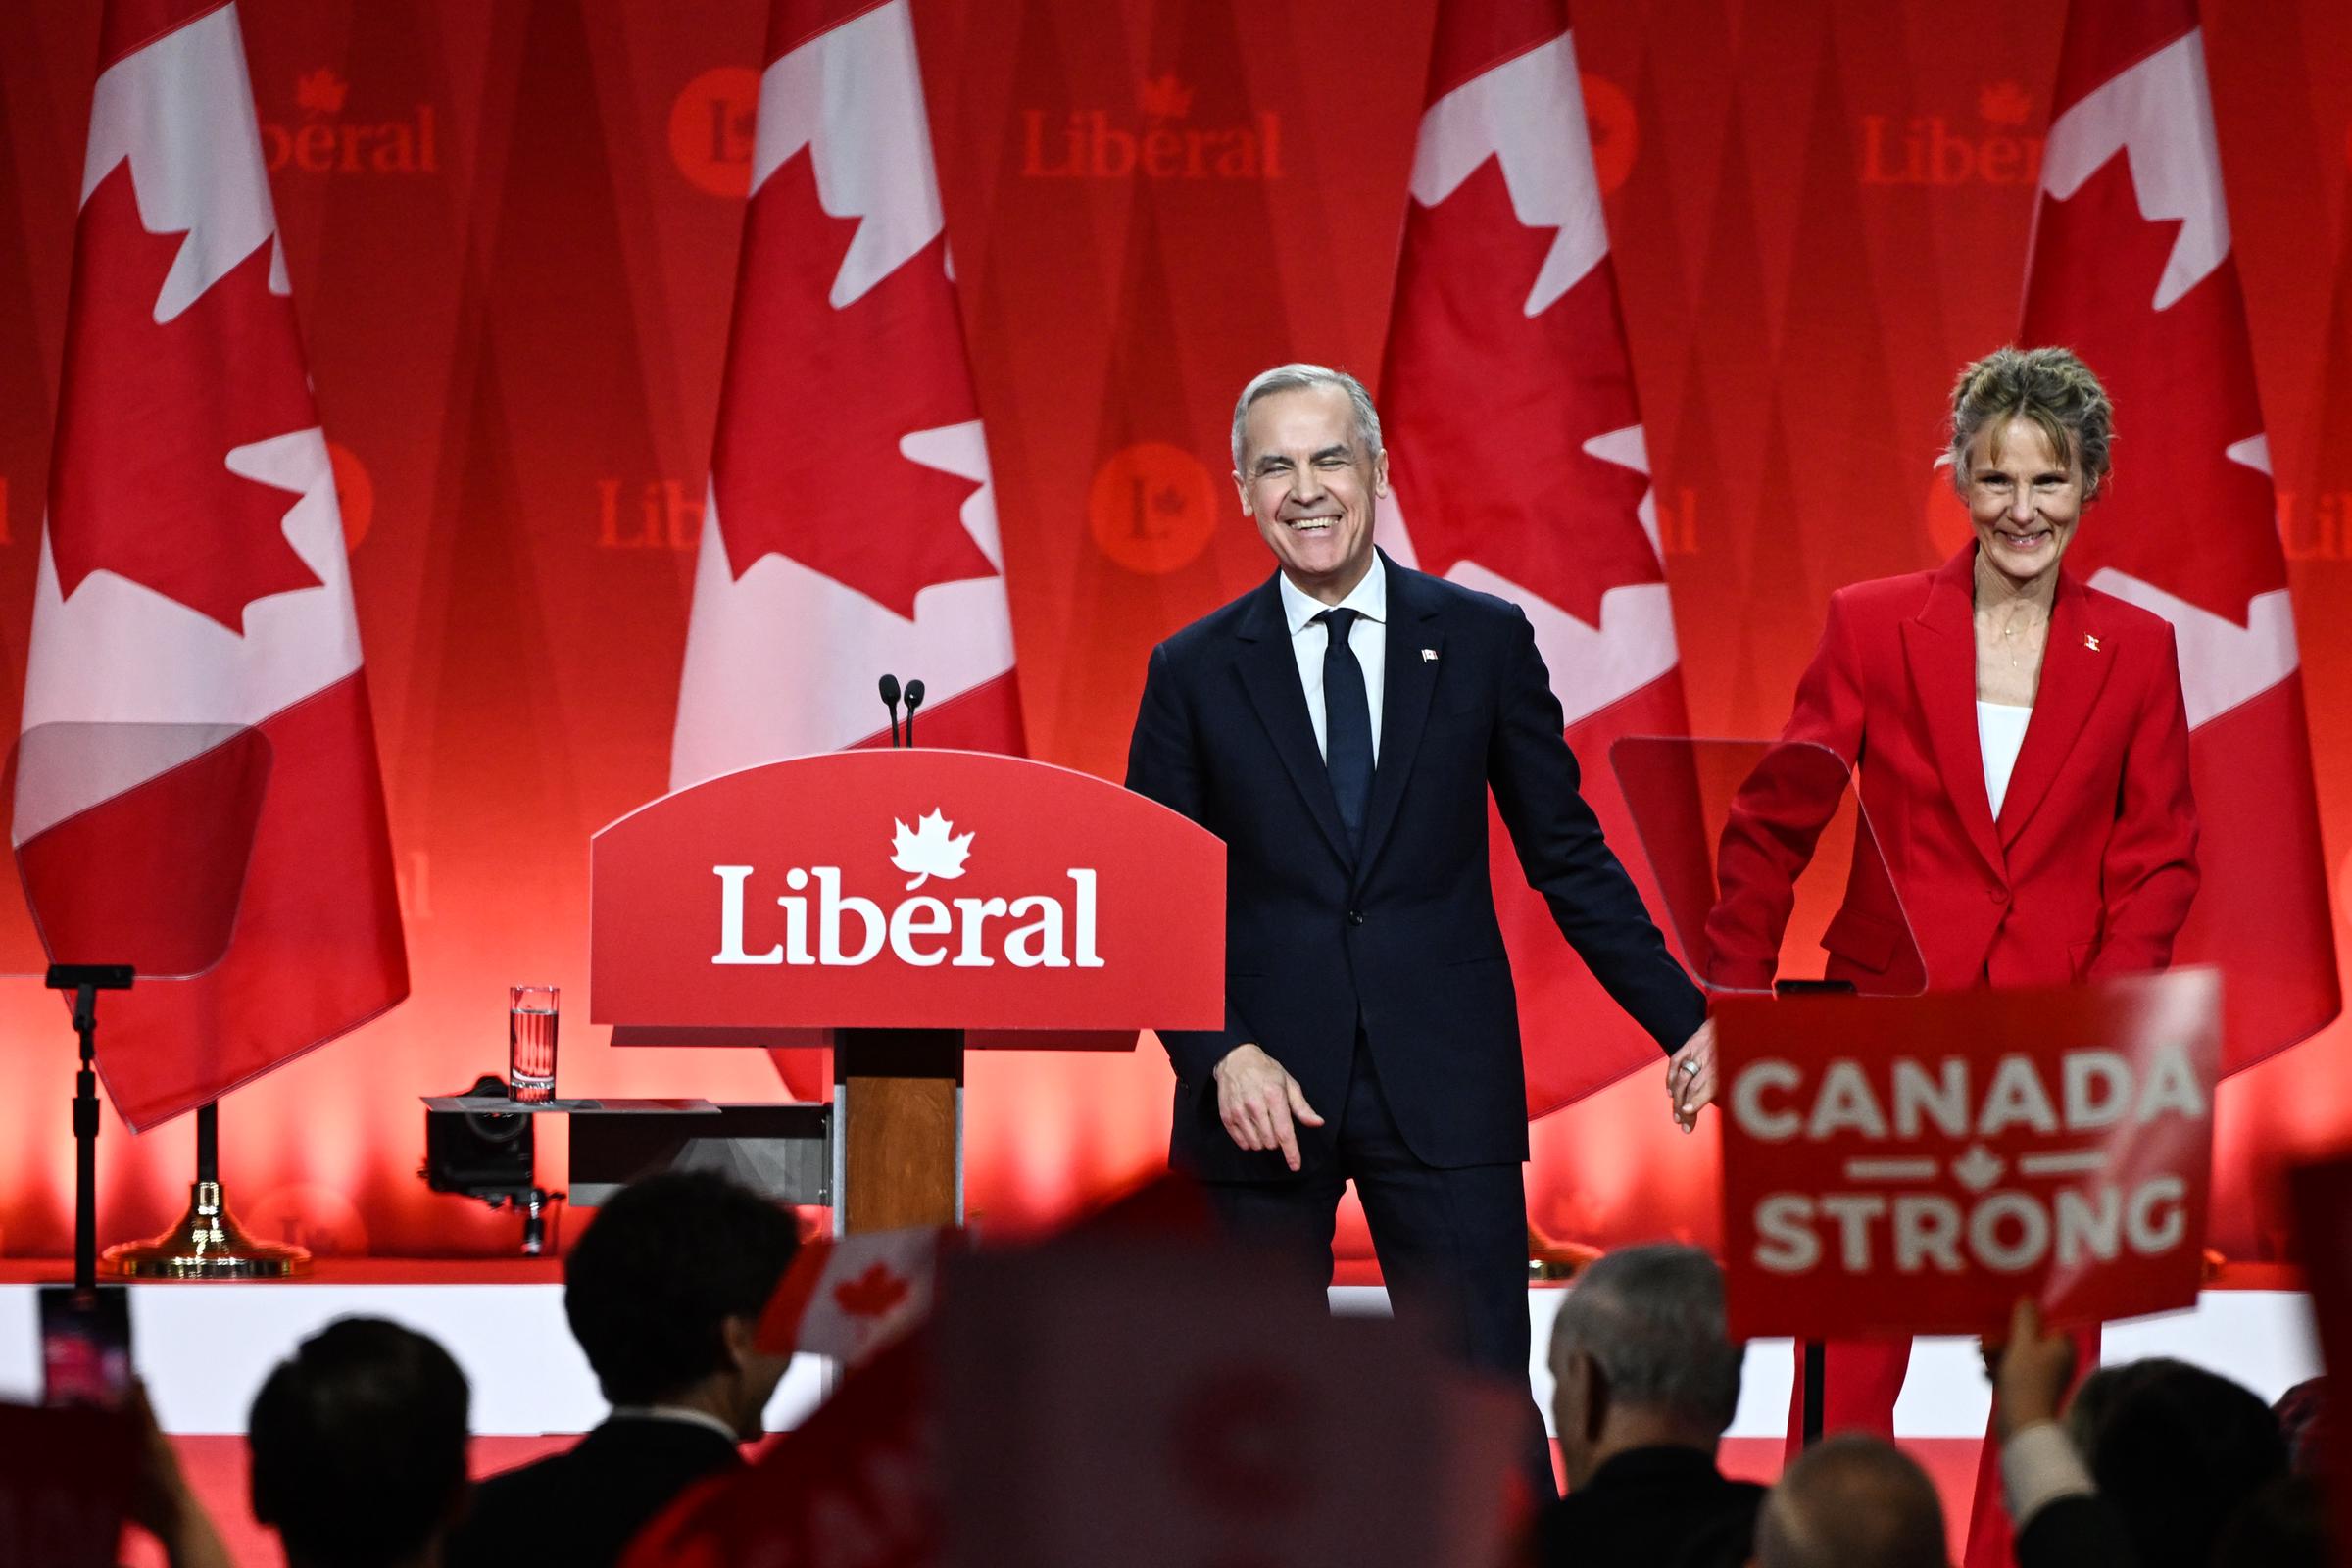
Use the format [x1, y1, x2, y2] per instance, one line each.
[1539, 1246, 1763, 1567]
[445, 1171, 802, 1568]
[1125, 364, 1710, 1492]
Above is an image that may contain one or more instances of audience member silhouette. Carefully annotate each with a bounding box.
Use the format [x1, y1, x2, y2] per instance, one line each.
[1753, 1435, 1950, 1568]
[445, 1170, 803, 1568]
[1534, 1244, 1763, 1567]
[248, 1317, 472, 1568]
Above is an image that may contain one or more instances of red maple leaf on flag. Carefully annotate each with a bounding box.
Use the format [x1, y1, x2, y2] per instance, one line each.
[2021, 153, 2283, 626]
[711, 149, 994, 617]
[831, 1261, 911, 1321]
[1382, 155, 1659, 628]
[48, 162, 323, 632]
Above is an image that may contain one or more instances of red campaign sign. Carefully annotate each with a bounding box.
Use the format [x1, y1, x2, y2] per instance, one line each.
[2286, 1153, 2352, 1568]
[1714, 968, 2220, 1340]
[936, 1245, 1521, 1566]
[592, 749, 1224, 1032]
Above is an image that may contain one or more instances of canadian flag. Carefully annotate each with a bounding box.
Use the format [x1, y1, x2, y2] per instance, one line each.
[754, 1224, 953, 1366]
[2022, 0, 2339, 1077]
[620, 1331, 936, 1568]
[667, 0, 1021, 792]
[1376, 0, 1694, 1113]
[25, 0, 406, 1130]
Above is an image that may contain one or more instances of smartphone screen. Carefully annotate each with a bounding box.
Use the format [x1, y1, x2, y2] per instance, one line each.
[37, 1285, 132, 1409]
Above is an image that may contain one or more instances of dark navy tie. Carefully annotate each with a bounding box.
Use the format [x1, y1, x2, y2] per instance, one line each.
[1317, 608, 1373, 855]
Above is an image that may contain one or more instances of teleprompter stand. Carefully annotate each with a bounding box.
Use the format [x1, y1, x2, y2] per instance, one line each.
[12, 720, 285, 1279]
[53, 962, 131, 1292]
[1607, 736, 1923, 1452]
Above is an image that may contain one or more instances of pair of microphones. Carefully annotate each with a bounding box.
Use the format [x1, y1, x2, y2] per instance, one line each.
[877, 674, 926, 748]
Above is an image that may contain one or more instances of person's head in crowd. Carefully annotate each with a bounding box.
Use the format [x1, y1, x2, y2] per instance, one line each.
[563, 1169, 803, 1442]
[1753, 1435, 1948, 1568]
[1547, 1244, 1743, 1489]
[2209, 1474, 2329, 1568]
[2063, 1357, 2288, 1568]
[2274, 1375, 2332, 1478]
[248, 1317, 470, 1568]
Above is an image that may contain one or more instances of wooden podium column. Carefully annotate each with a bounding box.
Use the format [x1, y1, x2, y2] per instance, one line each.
[835, 1028, 962, 1233]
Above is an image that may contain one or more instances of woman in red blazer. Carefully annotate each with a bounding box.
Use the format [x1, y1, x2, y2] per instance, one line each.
[1673, 346, 2199, 1564]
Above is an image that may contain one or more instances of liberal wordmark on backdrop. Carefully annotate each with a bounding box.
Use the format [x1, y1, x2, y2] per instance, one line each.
[1713, 967, 2220, 1340]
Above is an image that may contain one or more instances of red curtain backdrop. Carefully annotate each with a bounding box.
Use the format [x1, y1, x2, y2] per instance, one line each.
[0, 0, 2346, 1262]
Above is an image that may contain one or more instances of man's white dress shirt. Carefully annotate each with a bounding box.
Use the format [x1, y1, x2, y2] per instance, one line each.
[1277, 554, 1388, 764]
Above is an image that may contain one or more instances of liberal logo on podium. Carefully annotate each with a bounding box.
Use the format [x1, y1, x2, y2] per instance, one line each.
[710, 807, 1104, 973]
[591, 749, 1222, 1033]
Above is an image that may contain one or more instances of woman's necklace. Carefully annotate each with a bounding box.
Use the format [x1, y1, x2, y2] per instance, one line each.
[1976, 561, 2051, 672]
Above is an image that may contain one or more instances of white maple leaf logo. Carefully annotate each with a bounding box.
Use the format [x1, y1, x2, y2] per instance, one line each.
[891, 809, 973, 889]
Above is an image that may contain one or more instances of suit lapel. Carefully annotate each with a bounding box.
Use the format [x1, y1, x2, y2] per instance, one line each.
[1354, 556, 1441, 885]
[1231, 577, 1352, 867]
[1901, 550, 2005, 881]
[1997, 573, 2113, 844]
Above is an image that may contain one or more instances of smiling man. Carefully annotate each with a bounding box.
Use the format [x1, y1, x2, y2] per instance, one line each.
[1124, 364, 1711, 1496]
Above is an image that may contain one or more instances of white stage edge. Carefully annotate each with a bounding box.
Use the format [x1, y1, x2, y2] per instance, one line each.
[0, 1281, 2318, 1439]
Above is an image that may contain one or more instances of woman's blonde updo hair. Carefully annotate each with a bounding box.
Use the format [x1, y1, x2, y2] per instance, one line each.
[1948, 346, 2115, 500]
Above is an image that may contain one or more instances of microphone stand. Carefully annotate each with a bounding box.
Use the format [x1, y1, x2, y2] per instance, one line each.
[901, 680, 925, 748]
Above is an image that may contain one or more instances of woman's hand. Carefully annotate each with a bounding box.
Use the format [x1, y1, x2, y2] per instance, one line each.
[1666, 1018, 1717, 1132]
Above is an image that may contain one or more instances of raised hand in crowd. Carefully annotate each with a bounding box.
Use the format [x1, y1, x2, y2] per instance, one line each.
[126, 1381, 233, 1568]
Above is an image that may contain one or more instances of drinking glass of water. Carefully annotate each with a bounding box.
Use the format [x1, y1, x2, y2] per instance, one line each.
[509, 985, 559, 1103]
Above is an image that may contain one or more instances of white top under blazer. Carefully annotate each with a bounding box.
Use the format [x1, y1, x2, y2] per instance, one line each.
[1977, 700, 2034, 818]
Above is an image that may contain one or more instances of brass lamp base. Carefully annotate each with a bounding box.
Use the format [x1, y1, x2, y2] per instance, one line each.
[100, 1180, 311, 1280]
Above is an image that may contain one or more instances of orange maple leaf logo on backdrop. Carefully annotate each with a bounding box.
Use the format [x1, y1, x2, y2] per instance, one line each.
[1138, 74, 1195, 120]
[296, 68, 348, 116]
[832, 1263, 911, 1320]
[891, 810, 973, 889]
[47, 163, 322, 632]
[1978, 81, 2031, 126]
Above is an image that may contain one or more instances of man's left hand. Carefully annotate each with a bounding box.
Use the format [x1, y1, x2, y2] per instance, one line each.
[1667, 1018, 1716, 1133]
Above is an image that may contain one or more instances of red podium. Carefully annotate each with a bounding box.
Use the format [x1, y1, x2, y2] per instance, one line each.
[591, 750, 1224, 1231]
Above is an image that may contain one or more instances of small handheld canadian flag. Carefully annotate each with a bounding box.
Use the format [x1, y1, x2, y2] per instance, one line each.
[755, 1224, 957, 1365]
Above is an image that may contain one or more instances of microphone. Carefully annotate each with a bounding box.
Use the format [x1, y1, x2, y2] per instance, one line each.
[902, 679, 926, 748]
[878, 674, 903, 749]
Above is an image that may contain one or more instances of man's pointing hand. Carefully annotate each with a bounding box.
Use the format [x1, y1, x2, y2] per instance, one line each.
[1213, 1043, 1325, 1172]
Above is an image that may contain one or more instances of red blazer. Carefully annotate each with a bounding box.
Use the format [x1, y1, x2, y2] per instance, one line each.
[1707, 546, 2198, 993]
